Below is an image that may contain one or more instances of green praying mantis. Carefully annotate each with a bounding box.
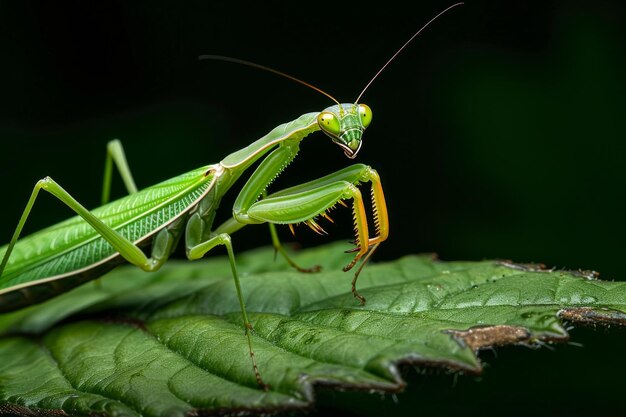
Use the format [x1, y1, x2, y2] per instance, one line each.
[0, 3, 463, 389]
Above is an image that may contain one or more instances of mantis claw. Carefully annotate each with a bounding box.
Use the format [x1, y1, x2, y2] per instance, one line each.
[353, 290, 366, 305]
[249, 350, 270, 391]
[345, 243, 382, 305]
[343, 257, 359, 272]
[295, 263, 322, 273]
[351, 265, 367, 305]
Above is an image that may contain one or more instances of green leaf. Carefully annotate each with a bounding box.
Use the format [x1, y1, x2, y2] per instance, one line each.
[0, 242, 624, 416]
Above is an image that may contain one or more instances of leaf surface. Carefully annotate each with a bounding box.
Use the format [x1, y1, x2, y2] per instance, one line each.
[0, 242, 624, 416]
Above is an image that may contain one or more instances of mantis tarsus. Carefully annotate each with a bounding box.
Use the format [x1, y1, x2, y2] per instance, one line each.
[0, 3, 463, 389]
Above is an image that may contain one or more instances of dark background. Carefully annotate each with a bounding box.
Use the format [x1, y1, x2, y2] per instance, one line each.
[0, 1, 625, 416]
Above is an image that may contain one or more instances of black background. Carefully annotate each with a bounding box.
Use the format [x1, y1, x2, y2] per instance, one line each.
[0, 1, 625, 416]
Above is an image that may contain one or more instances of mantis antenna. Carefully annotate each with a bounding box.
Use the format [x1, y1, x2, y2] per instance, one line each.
[200, 2, 464, 106]
[354, 2, 464, 104]
[198, 54, 341, 106]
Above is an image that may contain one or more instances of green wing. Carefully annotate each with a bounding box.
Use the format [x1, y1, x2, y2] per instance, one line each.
[0, 166, 213, 291]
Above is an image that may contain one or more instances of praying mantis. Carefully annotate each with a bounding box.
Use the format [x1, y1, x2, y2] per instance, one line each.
[0, 3, 463, 389]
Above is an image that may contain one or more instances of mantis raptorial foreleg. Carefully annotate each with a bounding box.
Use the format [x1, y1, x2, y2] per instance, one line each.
[230, 144, 389, 303]
[265, 163, 390, 251]
[213, 194, 322, 272]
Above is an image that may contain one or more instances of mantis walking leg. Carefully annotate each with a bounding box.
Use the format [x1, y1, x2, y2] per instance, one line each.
[101, 139, 139, 204]
[267, 222, 321, 272]
[0, 177, 181, 276]
[185, 230, 268, 390]
[184, 187, 269, 389]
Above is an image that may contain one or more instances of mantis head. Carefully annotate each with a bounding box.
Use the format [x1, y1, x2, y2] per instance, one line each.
[317, 103, 372, 159]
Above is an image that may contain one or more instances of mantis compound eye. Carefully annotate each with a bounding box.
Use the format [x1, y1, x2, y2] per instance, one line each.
[317, 111, 341, 138]
[357, 104, 372, 128]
